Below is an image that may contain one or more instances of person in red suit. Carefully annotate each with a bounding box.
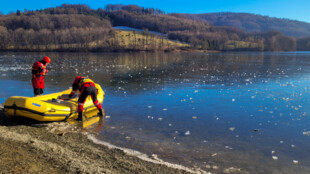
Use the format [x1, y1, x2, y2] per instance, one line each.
[69, 76, 104, 120]
[31, 56, 51, 96]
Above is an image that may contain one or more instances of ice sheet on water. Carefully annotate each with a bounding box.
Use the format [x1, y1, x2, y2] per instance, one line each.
[0, 66, 30, 72]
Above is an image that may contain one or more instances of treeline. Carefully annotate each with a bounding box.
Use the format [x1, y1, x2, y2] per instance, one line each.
[297, 37, 310, 51]
[0, 4, 308, 51]
[0, 12, 113, 51]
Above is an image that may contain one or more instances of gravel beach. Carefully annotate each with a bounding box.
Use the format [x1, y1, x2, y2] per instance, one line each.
[0, 105, 207, 174]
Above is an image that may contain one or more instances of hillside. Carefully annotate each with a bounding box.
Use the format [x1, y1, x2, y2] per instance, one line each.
[184, 12, 310, 38]
[0, 4, 309, 51]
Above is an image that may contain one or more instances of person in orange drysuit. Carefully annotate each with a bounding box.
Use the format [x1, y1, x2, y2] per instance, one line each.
[69, 76, 103, 120]
[31, 56, 51, 96]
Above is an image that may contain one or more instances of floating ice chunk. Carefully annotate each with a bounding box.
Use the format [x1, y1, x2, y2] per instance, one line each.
[229, 127, 235, 131]
[185, 131, 190, 135]
[158, 117, 163, 121]
[192, 116, 197, 119]
[148, 106, 152, 108]
[272, 156, 278, 160]
[291, 144, 295, 148]
[235, 135, 239, 138]
[168, 93, 172, 96]
[163, 108, 167, 111]
[232, 99, 235, 102]
[194, 90, 199, 93]
[293, 160, 298, 164]
[168, 124, 172, 126]
[105, 115, 111, 119]
[271, 151, 275, 154]
[280, 141, 284, 144]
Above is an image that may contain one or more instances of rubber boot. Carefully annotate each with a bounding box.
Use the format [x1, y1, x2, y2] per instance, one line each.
[98, 109, 104, 116]
[77, 112, 83, 121]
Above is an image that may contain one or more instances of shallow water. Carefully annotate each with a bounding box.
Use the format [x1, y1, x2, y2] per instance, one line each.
[1, 52, 310, 173]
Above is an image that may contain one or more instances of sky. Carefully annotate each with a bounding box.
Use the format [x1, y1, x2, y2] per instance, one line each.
[0, 0, 309, 23]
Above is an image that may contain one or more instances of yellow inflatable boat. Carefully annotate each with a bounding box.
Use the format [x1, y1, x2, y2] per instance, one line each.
[3, 84, 105, 121]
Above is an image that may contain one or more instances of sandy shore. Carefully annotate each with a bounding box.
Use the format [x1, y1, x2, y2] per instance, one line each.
[0, 105, 209, 174]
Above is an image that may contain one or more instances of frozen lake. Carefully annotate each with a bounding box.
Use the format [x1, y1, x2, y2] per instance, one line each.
[1, 51, 310, 173]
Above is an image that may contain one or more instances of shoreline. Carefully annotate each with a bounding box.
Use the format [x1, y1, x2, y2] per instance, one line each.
[0, 49, 221, 53]
[0, 105, 208, 174]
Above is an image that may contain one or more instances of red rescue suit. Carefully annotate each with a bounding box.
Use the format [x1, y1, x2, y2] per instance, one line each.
[32, 61, 48, 94]
[70, 77, 102, 114]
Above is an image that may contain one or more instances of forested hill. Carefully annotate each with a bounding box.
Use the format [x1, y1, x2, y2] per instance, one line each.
[0, 4, 309, 52]
[184, 13, 310, 38]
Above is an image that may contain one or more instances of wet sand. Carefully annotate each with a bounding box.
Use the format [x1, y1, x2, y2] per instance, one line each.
[0, 105, 208, 174]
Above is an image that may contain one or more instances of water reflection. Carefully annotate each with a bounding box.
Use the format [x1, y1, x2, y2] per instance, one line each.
[1, 52, 310, 173]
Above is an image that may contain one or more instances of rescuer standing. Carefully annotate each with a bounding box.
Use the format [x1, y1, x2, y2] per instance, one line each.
[31, 56, 51, 96]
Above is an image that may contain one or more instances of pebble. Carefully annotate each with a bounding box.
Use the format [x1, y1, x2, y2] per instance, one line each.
[211, 153, 217, 157]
